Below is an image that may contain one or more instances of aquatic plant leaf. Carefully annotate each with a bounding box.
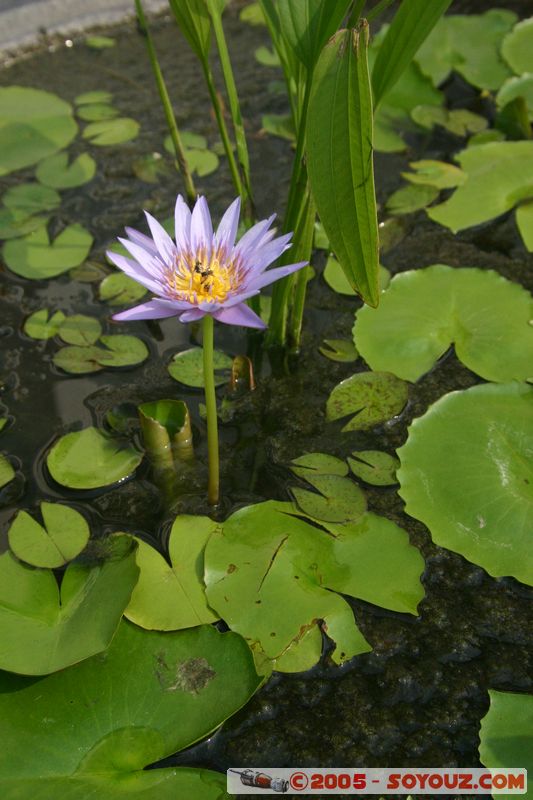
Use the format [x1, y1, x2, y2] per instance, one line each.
[168, 0, 212, 61]
[290, 452, 349, 479]
[132, 152, 167, 183]
[326, 371, 408, 432]
[240, 2, 265, 25]
[261, 113, 295, 143]
[273, 625, 323, 673]
[0, 623, 256, 799]
[385, 184, 439, 215]
[354, 265, 533, 382]
[0, 207, 49, 240]
[479, 690, 533, 799]
[125, 516, 219, 630]
[0, 455, 14, 489]
[59, 314, 101, 345]
[99, 271, 148, 305]
[402, 159, 467, 189]
[76, 103, 119, 122]
[411, 105, 488, 137]
[70, 260, 108, 282]
[23, 309, 66, 339]
[168, 347, 232, 388]
[291, 474, 367, 523]
[0, 536, 138, 674]
[3, 224, 93, 279]
[97, 335, 149, 367]
[8, 502, 89, 569]
[53, 345, 106, 374]
[75, 90, 113, 105]
[348, 450, 399, 486]
[86, 35, 116, 48]
[83, 118, 140, 146]
[371, 0, 452, 107]
[516, 201, 533, 251]
[138, 399, 194, 469]
[35, 152, 97, 188]
[319, 338, 359, 363]
[398, 383, 533, 586]
[496, 74, 533, 122]
[0, 87, 77, 176]
[47, 427, 143, 489]
[277, 0, 352, 70]
[3, 182, 60, 214]
[186, 148, 219, 176]
[254, 45, 280, 66]
[307, 26, 380, 306]
[165, 131, 207, 152]
[501, 18, 533, 76]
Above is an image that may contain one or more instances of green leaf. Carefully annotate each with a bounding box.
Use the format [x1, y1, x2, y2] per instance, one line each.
[181, 130, 208, 149]
[132, 152, 167, 183]
[8, 502, 89, 568]
[261, 113, 295, 142]
[291, 473, 367, 523]
[35, 152, 97, 188]
[186, 148, 220, 176]
[348, 450, 399, 486]
[3, 224, 93, 279]
[496, 74, 533, 122]
[77, 103, 119, 121]
[402, 159, 467, 189]
[53, 346, 105, 374]
[0, 455, 15, 489]
[307, 26, 379, 307]
[0, 207, 49, 240]
[0, 537, 138, 674]
[516, 201, 533, 251]
[23, 309, 66, 339]
[277, 0, 352, 70]
[97, 335, 149, 367]
[479, 690, 533, 799]
[0, 87, 77, 176]
[398, 383, 533, 586]
[354, 265, 533, 383]
[59, 314, 101, 345]
[386, 184, 439, 215]
[138, 399, 194, 468]
[3, 182, 60, 214]
[290, 452, 349, 478]
[411, 105, 488, 136]
[371, 0, 453, 108]
[47, 427, 143, 490]
[319, 338, 359, 363]
[99, 271, 148, 305]
[240, 2, 265, 25]
[83, 118, 139, 146]
[75, 90, 113, 105]
[86, 35, 116, 48]
[70, 260, 108, 282]
[254, 45, 280, 66]
[126, 516, 219, 630]
[501, 18, 533, 76]
[0, 621, 258, 798]
[168, 0, 212, 61]
[168, 347, 232, 388]
[324, 255, 389, 294]
[326, 371, 409, 432]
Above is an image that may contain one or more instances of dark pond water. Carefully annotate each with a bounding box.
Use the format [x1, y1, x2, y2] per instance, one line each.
[0, 2, 532, 798]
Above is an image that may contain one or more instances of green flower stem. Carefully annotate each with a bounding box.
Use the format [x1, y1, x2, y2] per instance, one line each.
[134, 0, 196, 204]
[288, 192, 317, 351]
[202, 314, 220, 506]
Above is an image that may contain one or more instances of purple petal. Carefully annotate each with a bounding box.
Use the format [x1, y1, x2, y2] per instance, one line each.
[191, 196, 213, 256]
[106, 250, 164, 296]
[216, 197, 241, 252]
[246, 261, 308, 291]
[118, 236, 165, 279]
[179, 308, 206, 323]
[175, 195, 191, 253]
[233, 214, 275, 261]
[144, 211, 175, 264]
[248, 232, 293, 271]
[213, 302, 267, 329]
[113, 298, 188, 322]
[125, 227, 158, 255]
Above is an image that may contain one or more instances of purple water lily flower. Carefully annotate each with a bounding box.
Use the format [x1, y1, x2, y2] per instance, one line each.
[107, 195, 308, 330]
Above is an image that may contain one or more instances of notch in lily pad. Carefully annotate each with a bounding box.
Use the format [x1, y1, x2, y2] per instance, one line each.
[348, 450, 400, 486]
[168, 347, 232, 388]
[24, 309, 66, 340]
[326, 371, 409, 432]
[3, 224, 93, 279]
[8, 502, 89, 568]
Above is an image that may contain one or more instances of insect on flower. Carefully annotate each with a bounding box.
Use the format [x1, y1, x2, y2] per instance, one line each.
[107, 195, 308, 329]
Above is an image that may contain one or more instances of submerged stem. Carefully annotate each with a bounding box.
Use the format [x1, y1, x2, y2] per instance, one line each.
[202, 314, 220, 506]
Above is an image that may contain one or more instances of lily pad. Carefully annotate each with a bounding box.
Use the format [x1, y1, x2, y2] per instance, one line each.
[53, 345, 109, 374]
[496, 74, 533, 122]
[386, 184, 440, 215]
[35, 152, 96, 188]
[291, 473, 367, 523]
[99, 271, 148, 305]
[516, 200, 533, 250]
[0, 455, 15, 489]
[501, 18, 533, 76]
[254, 45, 280, 67]
[23, 309, 66, 339]
[168, 347, 232, 388]
[75, 90, 113, 105]
[402, 159, 467, 189]
[348, 450, 399, 486]
[261, 114, 296, 143]
[126, 515, 218, 630]
[77, 103, 119, 122]
[59, 314, 101, 345]
[397, 382, 533, 586]
[0, 207, 49, 240]
[290, 452, 349, 479]
[354, 265, 533, 382]
[0, 621, 257, 797]
[86, 35, 116, 48]
[3, 183, 60, 214]
[47, 426, 143, 489]
[0, 536, 138, 674]
[326, 371, 409, 432]
[186, 148, 220, 177]
[83, 118, 139, 146]
[479, 690, 533, 799]
[0, 87, 77, 176]
[240, 2, 265, 25]
[97, 335, 149, 367]
[3, 224, 93, 279]
[132, 152, 167, 183]
[8, 502, 89, 568]
[411, 105, 488, 137]
[319, 338, 359, 363]
[324, 256, 390, 295]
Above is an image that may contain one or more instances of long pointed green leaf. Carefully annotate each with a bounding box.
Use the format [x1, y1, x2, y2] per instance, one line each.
[278, 0, 352, 70]
[167, 0, 211, 61]
[307, 25, 379, 306]
[371, 0, 453, 108]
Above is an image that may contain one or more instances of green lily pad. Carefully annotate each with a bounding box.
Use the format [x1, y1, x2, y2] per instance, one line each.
[59, 314, 101, 345]
[0, 455, 15, 489]
[97, 335, 149, 367]
[86, 35, 116, 48]
[83, 118, 139, 146]
[386, 184, 440, 215]
[467, 129, 506, 147]
[70, 260, 108, 282]
[77, 103, 119, 122]
[290, 452, 349, 479]
[3, 224, 93, 279]
[501, 18, 533, 76]
[132, 152, 167, 183]
[479, 690, 533, 799]
[314, 220, 330, 250]
[411, 105, 488, 137]
[35, 152, 96, 188]
[125, 516, 219, 630]
[23, 309, 66, 339]
[186, 148, 220, 177]
[75, 90, 113, 105]
[291, 473, 367, 523]
[516, 200, 533, 250]
[54, 334, 148, 374]
[319, 338, 359, 363]
[0, 536, 138, 674]
[99, 271, 148, 305]
[53, 345, 109, 374]
[348, 450, 399, 486]
[354, 265, 533, 382]
[168, 347, 232, 388]
[0, 87, 77, 176]
[324, 256, 390, 295]
[254, 45, 280, 67]
[0, 207, 49, 240]
[164, 131, 207, 154]
[397, 382, 533, 586]
[8, 502, 89, 568]
[326, 371, 409, 432]
[47, 427, 143, 489]
[496, 74, 533, 122]
[3, 183, 60, 215]
[0, 622, 257, 799]
[204, 501, 424, 670]
[402, 159, 467, 189]
[240, 2, 265, 25]
[261, 114, 296, 143]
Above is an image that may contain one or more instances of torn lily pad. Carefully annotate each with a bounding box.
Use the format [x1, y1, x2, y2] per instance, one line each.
[479, 690, 533, 798]
[36, 152, 97, 189]
[168, 347, 232, 388]
[348, 450, 399, 486]
[3, 224, 93, 279]
[8, 502, 89, 568]
[354, 265, 533, 382]
[23, 309, 66, 339]
[326, 371, 409, 432]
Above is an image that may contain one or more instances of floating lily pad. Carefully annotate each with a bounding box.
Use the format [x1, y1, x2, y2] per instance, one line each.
[291, 474, 367, 523]
[386, 184, 440, 215]
[59, 314, 101, 345]
[324, 256, 390, 295]
[501, 18, 533, 76]
[411, 105, 488, 137]
[75, 90, 113, 105]
[0, 455, 14, 490]
[83, 118, 139, 146]
[402, 159, 467, 189]
[319, 338, 359, 363]
[8, 502, 89, 568]
[47, 427, 143, 490]
[0, 621, 258, 798]
[516, 200, 533, 250]
[86, 35, 116, 48]
[77, 103, 119, 122]
[240, 2, 265, 25]
[3, 183, 60, 215]
[36, 152, 96, 188]
[0, 207, 49, 240]
[354, 265, 533, 382]
[97, 335, 149, 367]
[126, 516, 218, 631]
[23, 309, 66, 339]
[348, 450, 399, 486]
[70, 260, 108, 282]
[467, 129, 506, 147]
[326, 371, 409, 432]
[0, 87, 77, 176]
[314, 221, 330, 250]
[186, 148, 220, 177]
[479, 690, 533, 799]
[132, 152, 167, 183]
[261, 114, 295, 143]
[290, 452, 349, 479]
[53, 345, 105, 374]
[0, 536, 138, 674]
[99, 271, 148, 305]
[3, 224, 93, 279]
[168, 347, 232, 388]
[496, 74, 533, 122]
[398, 383, 533, 586]
[254, 45, 280, 67]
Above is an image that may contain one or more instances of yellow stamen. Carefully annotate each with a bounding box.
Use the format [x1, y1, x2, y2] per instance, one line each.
[164, 248, 239, 304]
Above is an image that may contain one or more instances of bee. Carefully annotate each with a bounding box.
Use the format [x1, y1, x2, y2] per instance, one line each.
[194, 260, 213, 282]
